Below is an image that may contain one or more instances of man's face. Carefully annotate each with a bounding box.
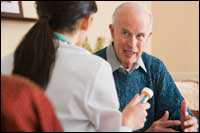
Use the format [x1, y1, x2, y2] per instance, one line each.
[110, 11, 151, 69]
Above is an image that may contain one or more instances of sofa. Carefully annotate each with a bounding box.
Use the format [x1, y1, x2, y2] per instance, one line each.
[175, 80, 199, 119]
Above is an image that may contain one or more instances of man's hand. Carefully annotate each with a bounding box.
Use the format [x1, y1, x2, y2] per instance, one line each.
[181, 101, 198, 132]
[122, 94, 150, 131]
[145, 111, 181, 132]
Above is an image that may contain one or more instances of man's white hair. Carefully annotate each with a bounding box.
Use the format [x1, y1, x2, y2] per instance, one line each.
[112, 2, 153, 33]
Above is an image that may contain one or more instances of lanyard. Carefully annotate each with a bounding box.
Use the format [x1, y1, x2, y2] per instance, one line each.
[53, 32, 72, 45]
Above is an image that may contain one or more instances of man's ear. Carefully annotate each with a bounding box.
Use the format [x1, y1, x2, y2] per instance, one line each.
[109, 24, 115, 39]
[80, 16, 93, 31]
[146, 32, 152, 41]
[148, 32, 152, 38]
[144, 32, 152, 45]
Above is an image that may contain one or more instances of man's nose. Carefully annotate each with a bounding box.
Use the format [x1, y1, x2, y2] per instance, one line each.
[128, 36, 137, 49]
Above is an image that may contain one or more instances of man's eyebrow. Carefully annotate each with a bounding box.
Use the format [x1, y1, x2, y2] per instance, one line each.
[122, 27, 146, 35]
[122, 27, 132, 34]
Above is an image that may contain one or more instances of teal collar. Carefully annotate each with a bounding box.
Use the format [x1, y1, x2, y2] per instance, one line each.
[53, 32, 72, 45]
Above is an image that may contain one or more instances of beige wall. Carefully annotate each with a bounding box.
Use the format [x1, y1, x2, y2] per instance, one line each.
[152, 1, 199, 80]
[1, 20, 35, 59]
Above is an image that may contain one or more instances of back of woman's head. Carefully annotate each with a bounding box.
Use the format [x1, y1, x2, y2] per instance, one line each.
[13, 1, 97, 89]
[37, 1, 97, 33]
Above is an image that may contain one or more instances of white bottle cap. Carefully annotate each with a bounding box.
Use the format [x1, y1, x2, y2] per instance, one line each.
[142, 87, 154, 99]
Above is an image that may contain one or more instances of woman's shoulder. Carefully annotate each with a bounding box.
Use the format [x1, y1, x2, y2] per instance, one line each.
[57, 45, 110, 71]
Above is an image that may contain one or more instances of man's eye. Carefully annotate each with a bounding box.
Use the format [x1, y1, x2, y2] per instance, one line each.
[123, 31, 129, 37]
[136, 34, 145, 40]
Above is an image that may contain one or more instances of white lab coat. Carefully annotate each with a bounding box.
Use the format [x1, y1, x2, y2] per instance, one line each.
[1, 42, 131, 132]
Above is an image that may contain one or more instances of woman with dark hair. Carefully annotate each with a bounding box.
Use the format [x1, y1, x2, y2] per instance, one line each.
[1, 1, 150, 132]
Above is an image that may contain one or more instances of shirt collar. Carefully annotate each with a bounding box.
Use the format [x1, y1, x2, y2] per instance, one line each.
[53, 32, 72, 45]
[106, 44, 147, 73]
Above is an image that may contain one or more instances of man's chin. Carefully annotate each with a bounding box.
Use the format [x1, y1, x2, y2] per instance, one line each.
[125, 60, 137, 67]
[128, 57, 139, 64]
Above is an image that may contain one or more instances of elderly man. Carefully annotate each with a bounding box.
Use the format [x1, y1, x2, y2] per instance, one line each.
[95, 2, 199, 132]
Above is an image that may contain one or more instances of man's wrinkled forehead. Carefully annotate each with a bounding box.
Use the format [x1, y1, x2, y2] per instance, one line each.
[114, 13, 150, 35]
[112, 2, 152, 31]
